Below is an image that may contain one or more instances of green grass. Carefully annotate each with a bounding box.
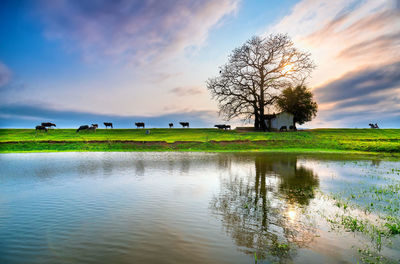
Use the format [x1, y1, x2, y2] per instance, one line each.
[0, 128, 399, 153]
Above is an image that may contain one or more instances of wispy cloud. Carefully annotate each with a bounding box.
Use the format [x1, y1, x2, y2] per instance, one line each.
[36, 0, 238, 64]
[169, 86, 204, 97]
[316, 62, 400, 103]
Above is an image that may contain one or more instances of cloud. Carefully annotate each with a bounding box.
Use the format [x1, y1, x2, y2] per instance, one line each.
[36, 0, 238, 64]
[337, 31, 400, 59]
[269, 0, 399, 83]
[315, 62, 400, 103]
[268, 0, 400, 127]
[169, 86, 204, 97]
[0, 62, 12, 88]
[0, 103, 220, 128]
[317, 105, 400, 127]
[310, 62, 400, 128]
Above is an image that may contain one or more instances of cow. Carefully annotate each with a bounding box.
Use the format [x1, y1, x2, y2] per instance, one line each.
[169, 123, 174, 128]
[41, 122, 56, 128]
[77, 125, 89, 132]
[88, 125, 97, 132]
[135, 122, 145, 128]
[91, 124, 98, 128]
[180, 122, 189, 128]
[214, 124, 231, 130]
[289, 125, 296, 131]
[279, 126, 288, 132]
[104, 122, 113, 129]
[35, 125, 48, 132]
[369, 123, 379, 129]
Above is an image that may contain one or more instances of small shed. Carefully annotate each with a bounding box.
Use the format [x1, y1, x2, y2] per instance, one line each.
[264, 112, 294, 131]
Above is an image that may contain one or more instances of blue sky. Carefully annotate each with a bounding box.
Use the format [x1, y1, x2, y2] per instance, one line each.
[0, 0, 399, 128]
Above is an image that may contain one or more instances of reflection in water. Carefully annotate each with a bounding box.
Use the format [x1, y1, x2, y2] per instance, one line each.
[211, 154, 319, 263]
[0, 152, 398, 264]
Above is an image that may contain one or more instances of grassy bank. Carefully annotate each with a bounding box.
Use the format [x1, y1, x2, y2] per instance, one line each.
[0, 128, 399, 154]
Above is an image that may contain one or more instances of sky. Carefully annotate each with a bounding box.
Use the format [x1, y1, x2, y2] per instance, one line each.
[0, 0, 399, 128]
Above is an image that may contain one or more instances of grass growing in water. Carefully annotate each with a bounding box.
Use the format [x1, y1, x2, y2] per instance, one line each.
[318, 162, 400, 264]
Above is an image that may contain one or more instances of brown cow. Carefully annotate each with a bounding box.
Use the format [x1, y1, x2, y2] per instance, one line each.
[35, 125, 48, 132]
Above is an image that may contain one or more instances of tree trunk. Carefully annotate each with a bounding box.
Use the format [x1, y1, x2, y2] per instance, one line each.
[259, 108, 265, 131]
[259, 77, 266, 131]
[254, 112, 260, 129]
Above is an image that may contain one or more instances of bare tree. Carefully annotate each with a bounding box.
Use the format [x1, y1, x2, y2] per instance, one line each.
[207, 34, 315, 129]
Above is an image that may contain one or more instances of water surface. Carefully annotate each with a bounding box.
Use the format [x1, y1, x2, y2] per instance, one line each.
[0, 152, 399, 263]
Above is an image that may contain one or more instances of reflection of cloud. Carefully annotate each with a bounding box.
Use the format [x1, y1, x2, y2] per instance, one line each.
[37, 0, 238, 63]
[0, 103, 219, 128]
[169, 86, 204, 97]
[0, 62, 12, 88]
[269, 0, 400, 127]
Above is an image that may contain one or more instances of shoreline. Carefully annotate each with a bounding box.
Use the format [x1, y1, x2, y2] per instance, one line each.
[1, 141, 399, 157]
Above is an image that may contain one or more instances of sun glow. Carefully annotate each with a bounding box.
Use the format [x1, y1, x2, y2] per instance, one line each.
[282, 63, 294, 74]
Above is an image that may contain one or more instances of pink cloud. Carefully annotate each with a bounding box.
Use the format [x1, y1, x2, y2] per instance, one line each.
[169, 86, 204, 97]
[268, 0, 400, 127]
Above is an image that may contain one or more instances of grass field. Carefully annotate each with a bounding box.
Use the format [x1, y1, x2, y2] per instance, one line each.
[0, 128, 399, 154]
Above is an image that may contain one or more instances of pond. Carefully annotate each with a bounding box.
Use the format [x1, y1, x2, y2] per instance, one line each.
[0, 152, 399, 264]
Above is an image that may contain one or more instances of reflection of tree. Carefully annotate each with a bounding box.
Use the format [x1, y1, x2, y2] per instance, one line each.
[371, 159, 381, 167]
[134, 160, 145, 176]
[210, 154, 319, 263]
[278, 164, 319, 206]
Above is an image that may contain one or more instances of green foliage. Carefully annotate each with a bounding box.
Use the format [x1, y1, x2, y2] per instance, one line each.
[341, 215, 366, 232]
[276, 85, 318, 126]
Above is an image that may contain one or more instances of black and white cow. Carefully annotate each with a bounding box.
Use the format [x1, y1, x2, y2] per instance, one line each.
[180, 122, 189, 128]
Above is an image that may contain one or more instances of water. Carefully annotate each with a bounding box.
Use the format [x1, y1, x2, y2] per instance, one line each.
[0, 152, 399, 264]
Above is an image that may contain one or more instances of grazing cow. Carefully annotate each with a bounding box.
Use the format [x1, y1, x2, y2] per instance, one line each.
[169, 123, 173, 128]
[77, 125, 89, 132]
[91, 124, 98, 128]
[135, 122, 145, 128]
[88, 125, 97, 132]
[369, 123, 379, 129]
[41, 122, 56, 128]
[279, 126, 287, 132]
[289, 125, 296, 131]
[214, 124, 231, 130]
[35, 125, 48, 132]
[180, 122, 189, 128]
[104, 122, 113, 129]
